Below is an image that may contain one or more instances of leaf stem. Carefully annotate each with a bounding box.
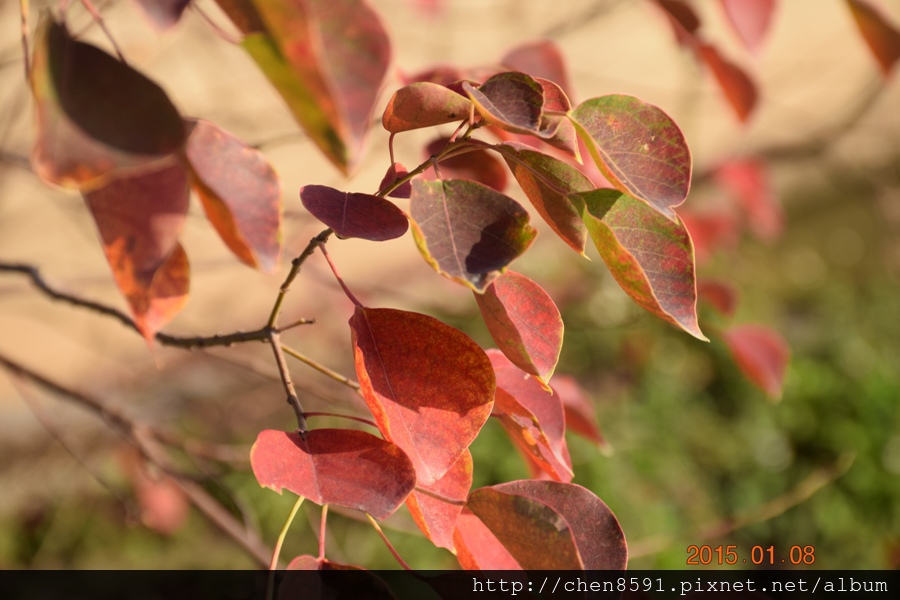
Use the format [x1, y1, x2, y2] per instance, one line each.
[302, 412, 377, 429]
[366, 514, 413, 570]
[318, 245, 363, 307]
[318, 505, 329, 560]
[19, 0, 29, 83]
[270, 495, 305, 570]
[280, 344, 360, 390]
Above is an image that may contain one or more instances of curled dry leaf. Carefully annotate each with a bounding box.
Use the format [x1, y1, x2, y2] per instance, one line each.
[350, 307, 495, 484]
[570, 95, 691, 221]
[300, 185, 409, 241]
[475, 272, 563, 386]
[576, 189, 706, 341]
[409, 179, 537, 293]
[184, 119, 282, 272]
[250, 429, 416, 520]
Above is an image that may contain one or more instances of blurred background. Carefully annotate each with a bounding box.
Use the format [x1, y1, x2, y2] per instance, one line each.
[0, 0, 898, 569]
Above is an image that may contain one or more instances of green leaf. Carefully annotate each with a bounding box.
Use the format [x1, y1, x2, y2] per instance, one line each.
[409, 179, 537, 292]
[570, 95, 691, 221]
[575, 188, 706, 340]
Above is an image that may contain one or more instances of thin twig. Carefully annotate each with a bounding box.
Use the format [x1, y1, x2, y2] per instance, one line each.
[191, 2, 243, 44]
[268, 331, 308, 434]
[19, 0, 30, 83]
[77, 0, 126, 63]
[280, 344, 360, 391]
[267, 229, 333, 328]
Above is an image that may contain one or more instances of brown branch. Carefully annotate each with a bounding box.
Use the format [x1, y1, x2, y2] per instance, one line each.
[267, 228, 333, 328]
[268, 331, 308, 434]
[0, 351, 273, 567]
[19, 0, 30, 82]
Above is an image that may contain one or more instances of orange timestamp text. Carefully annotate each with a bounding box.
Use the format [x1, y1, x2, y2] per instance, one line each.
[686, 545, 816, 565]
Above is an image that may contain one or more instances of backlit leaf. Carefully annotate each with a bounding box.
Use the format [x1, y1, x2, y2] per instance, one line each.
[570, 95, 691, 221]
[487, 350, 573, 482]
[697, 279, 740, 317]
[378, 162, 412, 198]
[134, 0, 191, 30]
[698, 44, 758, 123]
[453, 508, 521, 569]
[227, 0, 391, 173]
[30, 17, 185, 189]
[462, 480, 627, 570]
[475, 272, 563, 386]
[678, 208, 740, 264]
[576, 189, 706, 340]
[551, 375, 607, 449]
[496, 142, 591, 254]
[723, 324, 790, 400]
[300, 185, 408, 241]
[425, 138, 508, 192]
[350, 307, 495, 484]
[382, 82, 473, 133]
[250, 429, 416, 519]
[501, 40, 572, 98]
[846, 0, 900, 76]
[83, 164, 190, 339]
[463, 72, 549, 137]
[715, 158, 782, 241]
[184, 119, 282, 272]
[719, 0, 778, 54]
[409, 179, 537, 292]
[406, 450, 472, 550]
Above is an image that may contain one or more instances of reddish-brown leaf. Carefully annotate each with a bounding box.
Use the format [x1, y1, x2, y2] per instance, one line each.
[656, 0, 702, 39]
[184, 119, 282, 272]
[382, 82, 472, 133]
[698, 44, 758, 123]
[488, 350, 573, 482]
[409, 179, 537, 292]
[719, 0, 778, 54]
[250, 429, 416, 519]
[230, 0, 390, 173]
[83, 164, 191, 339]
[30, 17, 185, 190]
[119, 447, 188, 536]
[462, 480, 627, 570]
[406, 450, 472, 551]
[281, 556, 395, 600]
[453, 508, 522, 569]
[496, 143, 591, 254]
[501, 40, 572, 98]
[475, 272, 563, 386]
[300, 185, 409, 241]
[463, 72, 550, 137]
[350, 307, 495, 484]
[378, 163, 412, 198]
[678, 208, 740, 264]
[425, 138, 508, 192]
[570, 95, 691, 221]
[697, 279, 740, 317]
[846, 0, 900, 76]
[134, 0, 191, 30]
[577, 189, 706, 341]
[715, 158, 782, 241]
[551, 375, 607, 449]
[722, 324, 790, 400]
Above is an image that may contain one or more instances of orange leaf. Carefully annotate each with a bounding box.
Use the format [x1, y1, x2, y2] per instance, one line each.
[406, 450, 472, 550]
[846, 0, 900, 76]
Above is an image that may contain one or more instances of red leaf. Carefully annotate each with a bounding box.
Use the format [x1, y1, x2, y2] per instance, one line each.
[300, 185, 409, 241]
[577, 189, 706, 341]
[425, 138, 508, 192]
[134, 0, 191, 31]
[551, 375, 607, 449]
[120, 448, 188, 536]
[378, 163, 412, 198]
[488, 351, 573, 482]
[715, 158, 782, 241]
[250, 429, 416, 519]
[475, 272, 563, 386]
[461, 481, 627, 570]
[382, 82, 473, 133]
[656, 0, 702, 45]
[846, 0, 900, 76]
[698, 44, 758, 123]
[409, 179, 537, 292]
[501, 40, 572, 99]
[280, 556, 395, 600]
[719, 0, 778, 54]
[83, 164, 191, 339]
[463, 72, 551, 137]
[406, 450, 472, 550]
[227, 0, 391, 173]
[350, 307, 495, 484]
[678, 208, 740, 264]
[30, 17, 185, 189]
[184, 119, 282, 272]
[697, 279, 740, 317]
[722, 324, 790, 400]
[453, 508, 521, 569]
[497, 143, 591, 254]
[570, 95, 691, 221]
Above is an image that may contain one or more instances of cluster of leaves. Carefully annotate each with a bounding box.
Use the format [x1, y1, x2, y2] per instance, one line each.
[22, 0, 899, 576]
